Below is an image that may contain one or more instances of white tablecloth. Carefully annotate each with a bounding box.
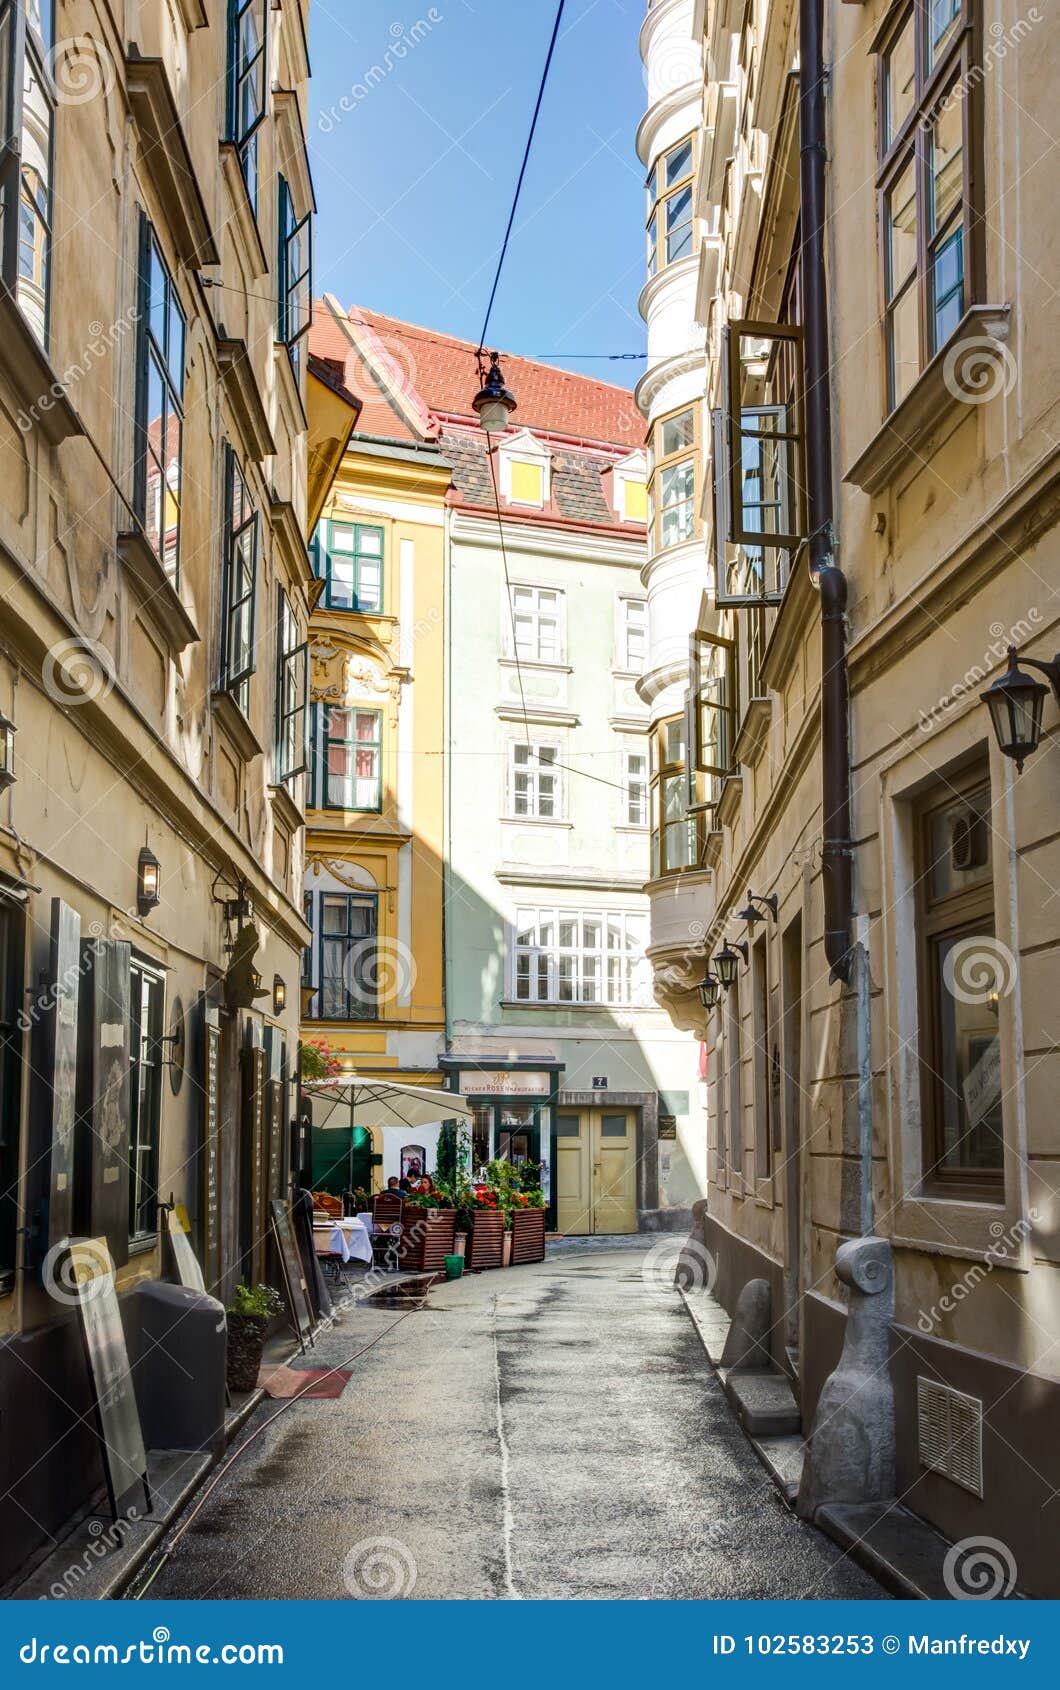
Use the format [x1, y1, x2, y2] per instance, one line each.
[327, 1218, 373, 1265]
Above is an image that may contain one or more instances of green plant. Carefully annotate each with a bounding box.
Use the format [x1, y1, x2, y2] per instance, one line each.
[300, 1038, 341, 1082]
[226, 1282, 283, 1320]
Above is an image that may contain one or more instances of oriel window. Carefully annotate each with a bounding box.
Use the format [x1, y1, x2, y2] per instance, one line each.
[310, 520, 384, 613]
[311, 705, 382, 812]
[645, 134, 695, 279]
[649, 406, 698, 553]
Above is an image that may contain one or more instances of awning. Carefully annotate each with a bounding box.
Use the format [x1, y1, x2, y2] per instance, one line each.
[306, 1075, 476, 1133]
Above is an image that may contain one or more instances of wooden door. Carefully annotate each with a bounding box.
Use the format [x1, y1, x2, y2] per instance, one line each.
[556, 1110, 591, 1234]
[590, 1110, 637, 1233]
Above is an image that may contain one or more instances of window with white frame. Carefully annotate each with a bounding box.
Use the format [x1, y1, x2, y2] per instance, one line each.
[512, 907, 647, 1005]
[507, 585, 563, 663]
[509, 741, 562, 820]
[618, 597, 647, 672]
[624, 749, 648, 826]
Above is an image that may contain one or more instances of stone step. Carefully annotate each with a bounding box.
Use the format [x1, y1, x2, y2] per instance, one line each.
[816, 1500, 1025, 1601]
[723, 1368, 801, 1438]
[753, 1433, 806, 1502]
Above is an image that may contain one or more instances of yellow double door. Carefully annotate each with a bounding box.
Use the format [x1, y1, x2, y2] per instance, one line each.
[555, 1107, 637, 1235]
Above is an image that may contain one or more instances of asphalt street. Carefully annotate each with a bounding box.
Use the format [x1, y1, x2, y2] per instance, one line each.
[143, 1244, 885, 1600]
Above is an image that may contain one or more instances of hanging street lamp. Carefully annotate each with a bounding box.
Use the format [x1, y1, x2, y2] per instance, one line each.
[472, 352, 517, 434]
[981, 645, 1060, 773]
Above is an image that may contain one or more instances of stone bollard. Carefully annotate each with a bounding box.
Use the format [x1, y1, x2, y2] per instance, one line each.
[797, 1236, 896, 1519]
[674, 1198, 712, 1290]
[720, 1277, 773, 1372]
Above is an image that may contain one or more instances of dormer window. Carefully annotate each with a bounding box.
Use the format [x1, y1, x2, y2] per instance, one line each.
[611, 449, 648, 524]
[499, 429, 550, 508]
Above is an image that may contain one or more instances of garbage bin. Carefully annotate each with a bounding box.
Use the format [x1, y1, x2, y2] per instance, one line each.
[125, 1281, 226, 1453]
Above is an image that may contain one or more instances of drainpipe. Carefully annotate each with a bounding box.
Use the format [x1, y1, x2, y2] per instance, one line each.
[799, 0, 853, 988]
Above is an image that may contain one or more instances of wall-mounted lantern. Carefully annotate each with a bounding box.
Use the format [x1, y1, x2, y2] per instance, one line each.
[698, 973, 721, 1011]
[736, 890, 778, 927]
[136, 845, 161, 917]
[0, 708, 17, 791]
[273, 976, 287, 1015]
[712, 940, 749, 989]
[981, 645, 1060, 773]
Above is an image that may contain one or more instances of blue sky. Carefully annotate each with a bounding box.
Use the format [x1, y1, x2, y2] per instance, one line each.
[308, 0, 648, 387]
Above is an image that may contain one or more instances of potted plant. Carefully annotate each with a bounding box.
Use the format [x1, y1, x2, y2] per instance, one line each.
[400, 1185, 457, 1271]
[462, 1181, 505, 1271]
[300, 1037, 341, 1083]
[225, 1282, 283, 1393]
[486, 1158, 547, 1265]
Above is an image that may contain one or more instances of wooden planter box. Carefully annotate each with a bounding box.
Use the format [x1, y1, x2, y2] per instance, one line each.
[465, 1209, 505, 1271]
[399, 1207, 456, 1272]
[509, 1207, 546, 1265]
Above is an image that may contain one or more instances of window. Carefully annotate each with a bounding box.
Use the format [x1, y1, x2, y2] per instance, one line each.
[228, 0, 267, 212]
[624, 749, 648, 827]
[876, 0, 977, 412]
[685, 629, 737, 812]
[509, 741, 561, 819]
[275, 586, 308, 782]
[310, 519, 384, 613]
[221, 448, 259, 712]
[311, 705, 382, 811]
[649, 406, 698, 552]
[513, 907, 647, 1006]
[306, 891, 378, 1020]
[650, 716, 703, 877]
[128, 959, 164, 1242]
[618, 598, 647, 672]
[134, 216, 185, 581]
[619, 476, 648, 523]
[508, 585, 563, 663]
[915, 768, 1003, 1196]
[0, 1, 54, 346]
[277, 174, 311, 384]
[0, 895, 24, 1291]
[714, 320, 804, 606]
[646, 134, 695, 279]
[509, 460, 543, 505]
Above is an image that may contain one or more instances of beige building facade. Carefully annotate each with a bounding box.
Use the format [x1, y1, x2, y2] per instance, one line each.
[639, 0, 1060, 1594]
[0, 1, 353, 1585]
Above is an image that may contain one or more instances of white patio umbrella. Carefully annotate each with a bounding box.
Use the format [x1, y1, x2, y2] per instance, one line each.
[305, 1075, 475, 1191]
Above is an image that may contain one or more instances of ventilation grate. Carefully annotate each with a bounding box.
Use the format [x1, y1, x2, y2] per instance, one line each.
[917, 1376, 984, 1496]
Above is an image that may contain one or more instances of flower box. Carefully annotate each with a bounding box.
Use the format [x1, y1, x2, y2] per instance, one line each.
[225, 1313, 269, 1394]
[465, 1209, 506, 1271]
[399, 1207, 456, 1272]
[509, 1207, 546, 1265]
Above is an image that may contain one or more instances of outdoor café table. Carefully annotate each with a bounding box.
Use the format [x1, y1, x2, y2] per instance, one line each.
[327, 1217, 373, 1265]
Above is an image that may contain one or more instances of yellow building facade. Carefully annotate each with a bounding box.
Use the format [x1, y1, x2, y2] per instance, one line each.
[301, 306, 452, 1190]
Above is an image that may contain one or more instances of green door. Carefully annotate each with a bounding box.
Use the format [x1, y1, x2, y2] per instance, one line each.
[311, 1124, 373, 1196]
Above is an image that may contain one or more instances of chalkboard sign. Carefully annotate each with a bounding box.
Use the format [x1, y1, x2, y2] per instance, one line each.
[270, 1199, 313, 1352]
[77, 941, 131, 1266]
[44, 899, 80, 1247]
[200, 1002, 222, 1294]
[69, 1238, 150, 1521]
[167, 1205, 205, 1294]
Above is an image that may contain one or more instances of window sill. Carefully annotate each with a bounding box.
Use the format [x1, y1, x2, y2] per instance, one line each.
[273, 338, 308, 435]
[732, 696, 771, 768]
[498, 657, 572, 674]
[269, 781, 305, 834]
[218, 141, 270, 279]
[500, 1000, 645, 1014]
[125, 51, 217, 268]
[703, 826, 724, 871]
[716, 773, 743, 829]
[175, 0, 209, 25]
[614, 823, 649, 835]
[212, 687, 263, 762]
[117, 527, 200, 652]
[845, 304, 1011, 495]
[501, 815, 574, 828]
[0, 290, 84, 445]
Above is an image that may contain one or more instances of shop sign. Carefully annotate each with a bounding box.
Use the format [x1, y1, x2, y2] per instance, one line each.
[458, 1069, 551, 1098]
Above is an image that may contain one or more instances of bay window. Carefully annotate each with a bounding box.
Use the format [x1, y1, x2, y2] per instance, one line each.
[310, 519, 384, 613]
[646, 134, 695, 279]
[876, 0, 978, 412]
[650, 716, 703, 877]
[0, 1, 55, 346]
[685, 629, 737, 812]
[513, 907, 647, 1006]
[134, 215, 185, 580]
[228, 0, 267, 213]
[649, 406, 698, 552]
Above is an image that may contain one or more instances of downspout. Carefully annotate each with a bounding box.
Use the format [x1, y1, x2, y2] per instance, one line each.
[799, 0, 853, 988]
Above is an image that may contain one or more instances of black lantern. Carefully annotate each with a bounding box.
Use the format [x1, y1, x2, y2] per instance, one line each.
[472, 352, 517, 434]
[273, 975, 287, 1015]
[136, 844, 161, 917]
[712, 940, 748, 988]
[698, 973, 721, 1010]
[981, 645, 1059, 773]
[0, 708, 16, 790]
